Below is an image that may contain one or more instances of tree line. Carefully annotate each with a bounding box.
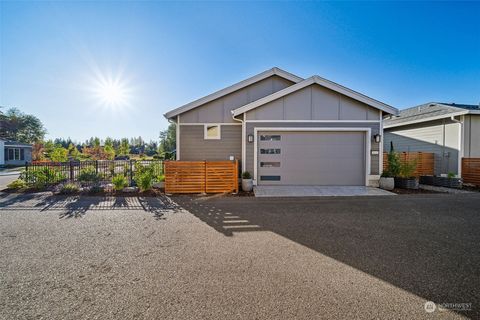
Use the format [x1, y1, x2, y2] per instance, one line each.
[1, 106, 176, 162]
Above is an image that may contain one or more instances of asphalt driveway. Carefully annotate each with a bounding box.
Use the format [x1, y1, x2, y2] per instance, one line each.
[0, 192, 479, 319]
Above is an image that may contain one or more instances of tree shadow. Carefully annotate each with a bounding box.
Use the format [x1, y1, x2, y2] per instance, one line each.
[0, 192, 180, 219]
[174, 194, 480, 318]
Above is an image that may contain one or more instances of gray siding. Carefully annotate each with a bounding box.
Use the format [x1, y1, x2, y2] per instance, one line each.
[464, 115, 480, 157]
[245, 122, 380, 177]
[180, 75, 294, 124]
[246, 84, 380, 121]
[384, 119, 460, 175]
[179, 125, 241, 161]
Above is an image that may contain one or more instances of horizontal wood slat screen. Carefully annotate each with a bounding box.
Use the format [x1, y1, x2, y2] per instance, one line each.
[383, 152, 434, 177]
[165, 160, 238, 194]
[462, 158, 480, 186]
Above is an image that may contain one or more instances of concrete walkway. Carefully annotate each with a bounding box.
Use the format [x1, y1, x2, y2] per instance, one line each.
[254, 185, 396, 197]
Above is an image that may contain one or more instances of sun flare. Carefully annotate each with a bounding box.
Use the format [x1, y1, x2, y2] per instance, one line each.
[99, 82, 126, 105]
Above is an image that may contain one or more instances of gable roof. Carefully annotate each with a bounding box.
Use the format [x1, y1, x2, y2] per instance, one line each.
[231, 75, 398, 117]
[164, 67, 303, 120]
[384, 102, 480, 128]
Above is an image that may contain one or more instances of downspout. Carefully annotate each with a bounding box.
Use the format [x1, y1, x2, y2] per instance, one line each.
[450, 115, 463, 177]
[231, 111, 245, 173]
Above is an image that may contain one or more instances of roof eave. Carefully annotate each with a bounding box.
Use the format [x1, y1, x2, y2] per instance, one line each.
[164, 67, 303, 120]
[232, 75, 398, 117]
[383, 110, 478, 129]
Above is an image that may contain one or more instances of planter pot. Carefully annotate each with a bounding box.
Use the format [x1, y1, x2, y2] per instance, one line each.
[241, 179, 253, 192]
[394, 177, 419, 189]
[379, 177, 395, 191]
[433, 176, 462, 188]
[419, 175, 435, 185]
[153, 181, 165, 189]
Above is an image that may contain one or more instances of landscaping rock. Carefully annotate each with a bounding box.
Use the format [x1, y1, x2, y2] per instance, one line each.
[123, 187, 138, 193]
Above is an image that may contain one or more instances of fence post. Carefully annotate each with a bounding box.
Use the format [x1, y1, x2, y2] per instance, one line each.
[129, 160, 133, 187]
[69, 161, 74, 181]
[204, 160, 207, 193]
[25, 162, 29, 182]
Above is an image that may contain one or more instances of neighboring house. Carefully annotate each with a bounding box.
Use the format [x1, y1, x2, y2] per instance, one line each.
[0, 139, 32, 166]
[384, 102, 480, 176]
[164, 67, 398, 186]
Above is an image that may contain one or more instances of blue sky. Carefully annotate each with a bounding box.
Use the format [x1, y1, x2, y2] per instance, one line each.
[1, 1, 479, 142]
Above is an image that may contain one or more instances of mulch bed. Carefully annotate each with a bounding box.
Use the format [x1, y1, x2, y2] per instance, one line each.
[390, 188, 441, 194]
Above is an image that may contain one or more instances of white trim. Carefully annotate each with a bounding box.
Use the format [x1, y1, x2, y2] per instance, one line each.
[253, 127, 372, 186]
[242, 113, 246, 172]
[179, 122, 241, 126]
[245, 119, 380, 123]
[176, 115, 180, 160]
[384, 111, 471, 129]
[232, 76, 398, 117]
[204, 124, 221, 140]
[379, 110, 384, 175]
[458, 115, 464, 177]
[164, 67, 303, 119]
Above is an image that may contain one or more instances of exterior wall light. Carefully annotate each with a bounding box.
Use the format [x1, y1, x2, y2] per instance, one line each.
[248, 134, 254, 143]
[373, 134, 382, 143]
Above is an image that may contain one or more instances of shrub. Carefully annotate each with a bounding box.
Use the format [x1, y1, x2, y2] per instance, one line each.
[78, 167, 100, 184]
[134, 162, 156, 192]
[242, 171, 251, 179]
[59, 183, 79, 194]
[447, 172, 456, 179]
[21, 167, 67, 189]
[7, 179, 27, 190]
[112, 174, 127, 191]
[398, 158, 417, 178]
[386, 152, 401, 177]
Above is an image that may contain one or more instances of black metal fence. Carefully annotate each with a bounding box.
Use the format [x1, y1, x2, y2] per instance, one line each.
[23, 160, 164, 187]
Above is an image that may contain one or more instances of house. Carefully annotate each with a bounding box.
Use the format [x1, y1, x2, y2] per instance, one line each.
[0, 139, 33, 166]
[164, 68, 398, 186]
[384, 102, 480, 176]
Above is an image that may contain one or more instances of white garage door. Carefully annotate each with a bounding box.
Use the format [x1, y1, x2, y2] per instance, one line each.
[257, 131, 366, 186]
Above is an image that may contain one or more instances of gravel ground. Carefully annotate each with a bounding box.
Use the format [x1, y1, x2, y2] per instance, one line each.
[1, 192, 478, 319]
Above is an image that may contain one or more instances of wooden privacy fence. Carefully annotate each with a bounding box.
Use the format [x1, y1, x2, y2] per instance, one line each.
[164, 160, 238, 194]
[383, 152, 435, 176]
[462, 158, 480, 186]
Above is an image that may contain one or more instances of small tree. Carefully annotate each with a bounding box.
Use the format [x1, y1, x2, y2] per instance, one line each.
[50, 146, 68, 162]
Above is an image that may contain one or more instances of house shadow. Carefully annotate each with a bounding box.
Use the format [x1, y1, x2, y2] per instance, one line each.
[174, 194, 480, 318]
[0, 192, 180, 219]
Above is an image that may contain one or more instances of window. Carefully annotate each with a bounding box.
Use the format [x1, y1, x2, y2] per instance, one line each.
[260, 135, 281, 141]
[260, 148, 281, 154]
[7, 148, 22, 161]
[260, 162, 280, 167]
[204, 125, 221, 140]
[260, 175, 281, 181]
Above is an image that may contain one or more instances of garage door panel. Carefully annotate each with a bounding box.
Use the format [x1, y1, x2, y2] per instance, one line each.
[258, 131, 365, 186]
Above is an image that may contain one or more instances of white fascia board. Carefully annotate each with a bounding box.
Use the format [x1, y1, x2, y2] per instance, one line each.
[232, 76, 399, 117]
[383, 111, 470, 129]
[164, 67, 303, 120]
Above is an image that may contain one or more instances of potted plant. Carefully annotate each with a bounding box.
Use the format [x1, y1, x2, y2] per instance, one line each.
[394, 158, 419, 189]
[379, 170, 395, 191]
[433, 172, 462, 188]
[380, 151, 400, 191]
[241, 171, 253, 192]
